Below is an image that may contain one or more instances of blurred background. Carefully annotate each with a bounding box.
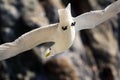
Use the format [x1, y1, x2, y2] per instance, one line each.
[0, 0, 120, 80]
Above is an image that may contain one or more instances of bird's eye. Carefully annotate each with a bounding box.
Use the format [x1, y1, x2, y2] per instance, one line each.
[62, 26, 67, 31]
[71, 22, 76, 26]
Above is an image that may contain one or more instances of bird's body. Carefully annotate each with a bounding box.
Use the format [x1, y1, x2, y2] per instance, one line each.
[50, 23, 75, 54]
[0, 0, 120, 60]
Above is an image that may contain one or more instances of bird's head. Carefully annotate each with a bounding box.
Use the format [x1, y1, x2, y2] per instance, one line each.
[58, 3, 76, 31]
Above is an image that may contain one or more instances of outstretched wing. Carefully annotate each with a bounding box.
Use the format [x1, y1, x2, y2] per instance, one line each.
[0, 23, 58, 60]
[73, 0, 120, 31]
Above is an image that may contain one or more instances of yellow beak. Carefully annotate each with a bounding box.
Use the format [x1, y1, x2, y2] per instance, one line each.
[45, 52, 51, 58]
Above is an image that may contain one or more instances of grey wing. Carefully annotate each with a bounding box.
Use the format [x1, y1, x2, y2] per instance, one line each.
[73, 0, 120, 31]
[0, 23, 58, 60]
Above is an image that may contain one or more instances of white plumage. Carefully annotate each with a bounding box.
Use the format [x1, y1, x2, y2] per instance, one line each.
[74, 0, 120, 31]
[0, 0, 120, 60]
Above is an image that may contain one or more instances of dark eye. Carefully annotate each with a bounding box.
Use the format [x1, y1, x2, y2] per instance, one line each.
[71, 22, 76, 26]
[62, 26, 67, 31]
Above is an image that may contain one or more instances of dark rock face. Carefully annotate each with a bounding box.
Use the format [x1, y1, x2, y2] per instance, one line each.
[117, 14, 120, 49]
[0, 0, 49, 79]
[74, 0, 119, 80]
[99, 66, 114, 80]
[0, 0, 20, 28]
[84, 22, 118, 65]
[44, 57, 79, 80]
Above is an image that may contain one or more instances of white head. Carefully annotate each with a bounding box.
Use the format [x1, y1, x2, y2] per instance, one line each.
[58, 4, 76, 31]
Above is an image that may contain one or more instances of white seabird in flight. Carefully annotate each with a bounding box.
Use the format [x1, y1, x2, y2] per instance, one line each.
[0, 0, 120, 60]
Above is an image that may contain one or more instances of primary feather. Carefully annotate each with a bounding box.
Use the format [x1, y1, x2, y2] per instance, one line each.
[0, 23, 58, 60]
[73, 0, 120, 31]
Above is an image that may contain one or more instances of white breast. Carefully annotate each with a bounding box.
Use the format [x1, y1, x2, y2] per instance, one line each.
[51, 25, 75, 54]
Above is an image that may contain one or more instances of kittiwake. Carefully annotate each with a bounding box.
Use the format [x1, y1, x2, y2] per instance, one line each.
[0, 0, 120, 60]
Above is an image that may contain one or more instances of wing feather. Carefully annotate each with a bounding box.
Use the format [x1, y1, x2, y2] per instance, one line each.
[0, 23, 58, 60]
[73, 0, 120, 31]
